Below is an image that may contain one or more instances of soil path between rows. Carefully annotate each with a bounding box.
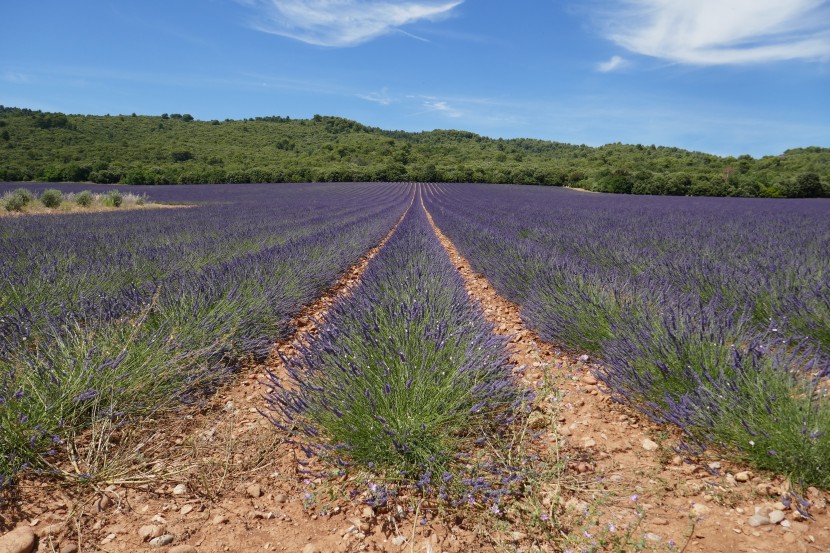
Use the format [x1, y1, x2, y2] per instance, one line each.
[2, 183, 828, 553]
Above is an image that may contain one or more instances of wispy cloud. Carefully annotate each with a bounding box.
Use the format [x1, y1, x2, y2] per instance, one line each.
[599, 0, 830, 64]
[420, 99, 463, 117]
[240, 0, 463, 47]
[597, 55, 627, 72]
[359, 87, 396, 105]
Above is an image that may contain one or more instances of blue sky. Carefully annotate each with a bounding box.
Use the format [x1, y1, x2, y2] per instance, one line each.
[2, 0, 829, 157]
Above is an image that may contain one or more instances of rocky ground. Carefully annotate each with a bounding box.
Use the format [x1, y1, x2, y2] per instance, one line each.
[1, 198, 828, 553]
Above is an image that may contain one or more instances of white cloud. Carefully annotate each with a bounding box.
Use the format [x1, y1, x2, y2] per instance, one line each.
[597, 55, 627, 72]
[410, 97, 463, 118]
[424, 99, 462, 117]
[241, 0, 463, 47]
[359, 87, 395, 105]
[600, 0, 830, 64]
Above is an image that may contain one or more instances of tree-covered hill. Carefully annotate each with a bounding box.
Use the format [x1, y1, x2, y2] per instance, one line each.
[0, 106, 827, 197]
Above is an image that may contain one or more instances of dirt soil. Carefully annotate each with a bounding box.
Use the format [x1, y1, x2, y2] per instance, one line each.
[1, 187, 828, 553]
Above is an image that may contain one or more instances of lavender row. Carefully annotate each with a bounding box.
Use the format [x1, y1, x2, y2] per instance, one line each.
[0, 182, 412, 492]
[265, 191, 529, 504]
[423, 183, 829, 488]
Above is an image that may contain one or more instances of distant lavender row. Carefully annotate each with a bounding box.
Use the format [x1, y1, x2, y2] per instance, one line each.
[423, 183, 829, 488]
[265, 192, 529, 503]
[0, 182, 413, 491]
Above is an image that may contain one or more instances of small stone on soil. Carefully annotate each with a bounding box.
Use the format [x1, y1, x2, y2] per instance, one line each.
[0, 526, 36, 553]
[150, 534, 175, 547]
[138, 525, 163, 541]
[769, 510, 786, 524]
[748, 514, 771, 527]
[641, 438, 659, 451]
[691, 503, 711, 517]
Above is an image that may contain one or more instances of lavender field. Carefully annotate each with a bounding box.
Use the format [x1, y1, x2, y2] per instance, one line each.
[1, 181, 828, 501]
[0, 182, 412, 490]
[423, 183, 830, 488]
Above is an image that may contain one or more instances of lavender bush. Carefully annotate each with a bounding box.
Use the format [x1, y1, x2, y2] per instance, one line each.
[265, 198, 529, 498]
[424, 182, 830, 486]
[0, 182, 412, 492]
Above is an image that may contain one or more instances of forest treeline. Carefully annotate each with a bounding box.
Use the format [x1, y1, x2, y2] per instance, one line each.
[0, 106, 828, 197]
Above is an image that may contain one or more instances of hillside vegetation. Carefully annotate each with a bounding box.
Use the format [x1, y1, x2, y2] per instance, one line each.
[0, 106, 828, 197]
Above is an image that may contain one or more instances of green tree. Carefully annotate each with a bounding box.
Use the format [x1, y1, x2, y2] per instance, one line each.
[785, 172, 824, 198]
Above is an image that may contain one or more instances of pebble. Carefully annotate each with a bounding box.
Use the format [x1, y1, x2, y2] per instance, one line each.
[172, 484, 188, 495]
[60, 544, 78, 553]
[150, 534, 175, 547]
[581, 374, 598, 385]
[391, 536, 407, 546]
[769, 510, 786, 524]
[247, 483, 263, 498]
[169, 546, 198, 553]
[651, 518, 668, 525]
[691, 503, 711, 517]
[747, 514, 771, 527]
[641, 438, 659, 452]
[735, 471, 751, 482]
[582, 437, 596, 448]
[644, 533, 661, 542]
[180, 505, 194, 515]
[0, 526, 36, 553]
[755, 505, 773, 517]
[212, 515, 229, 525]
[35, 523, 65, 538]
[361, 507, 374, 520]
[578, 354, 589, 362]
[275, 494, 288, 504]
[139, 525, 164, 541]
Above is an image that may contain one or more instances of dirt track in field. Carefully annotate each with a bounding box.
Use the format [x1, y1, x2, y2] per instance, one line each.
[2, 184, 828, 553]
